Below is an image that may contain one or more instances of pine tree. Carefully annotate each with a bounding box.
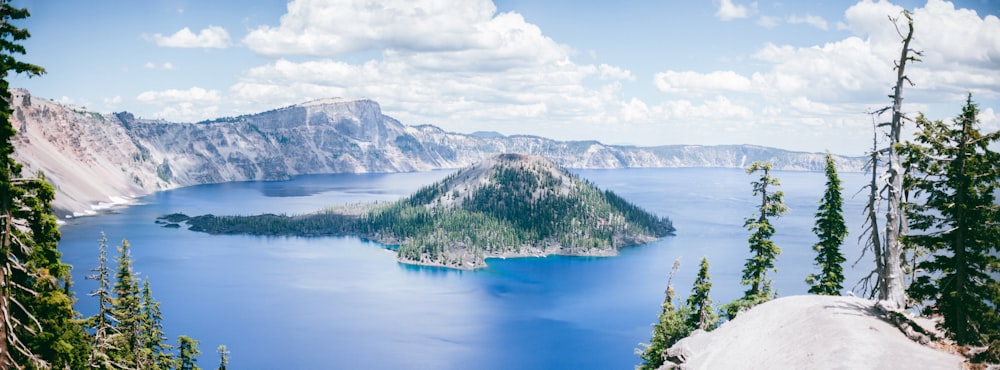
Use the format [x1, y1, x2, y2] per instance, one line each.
[903, 94, 1000, 347]
[87, 233, 118, 369]
[0, 1, 71, 367]
[140, 278, 174, 369]
[686, 257, 718, 331]
[110, 239, 143, 367]
[636, 258, 690, 370]
[725, 161, 786, 318]
[807, 152, 847, 295]
[177, 335, 201, 370]
[216, 345, 229, 370]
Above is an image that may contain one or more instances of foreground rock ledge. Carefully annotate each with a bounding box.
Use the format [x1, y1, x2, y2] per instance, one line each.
[663, 295, 963, 370]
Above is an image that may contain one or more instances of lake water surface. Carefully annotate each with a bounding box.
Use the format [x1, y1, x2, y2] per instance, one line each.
[58, 167, 870, 369]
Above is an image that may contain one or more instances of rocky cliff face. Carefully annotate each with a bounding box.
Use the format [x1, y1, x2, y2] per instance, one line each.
[9, 89, 865, 217]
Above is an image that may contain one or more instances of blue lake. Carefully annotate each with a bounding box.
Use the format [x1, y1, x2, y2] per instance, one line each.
[57, 167, 870, 369]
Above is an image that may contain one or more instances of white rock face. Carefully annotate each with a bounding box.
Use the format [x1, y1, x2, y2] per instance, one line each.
[664, 295, 964, 369]
[9, 89, 865, 216]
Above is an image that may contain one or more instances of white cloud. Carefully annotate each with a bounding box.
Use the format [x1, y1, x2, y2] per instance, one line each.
[224, 0, 641, 135]
[137, 87, 221, 103]
[144, 62, 176, 70]
[243, 0, 501, 56]
[715, 0, 757, 21]
[645, 0, 1000, 154]
[103, 96, 122, 105]
[136, 87, 222, 121]
[147, 26, 231, 48]
[653, 70, 752, 94]
[787, 14, 829, 30]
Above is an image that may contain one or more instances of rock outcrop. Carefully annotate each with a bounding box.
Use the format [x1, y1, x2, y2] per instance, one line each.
[661, 295, 964, 369]
[9, 89, 867, 217]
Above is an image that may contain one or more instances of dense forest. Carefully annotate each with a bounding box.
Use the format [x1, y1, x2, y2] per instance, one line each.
[178, 154, 675, 269]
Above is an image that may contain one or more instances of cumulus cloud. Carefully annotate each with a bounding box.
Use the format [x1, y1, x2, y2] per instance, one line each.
[222, 0, 642, 136]
[653, 70, 753, 94]
[136, 87, 222, 122]
[243, 0, 503, 56]
[649, 0, 1000, 154]
[715, 0, 757, 21]
[146, 26, 231, 48]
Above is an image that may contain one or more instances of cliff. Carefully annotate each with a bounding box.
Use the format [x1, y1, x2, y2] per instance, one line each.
[9, 89, 867, 217]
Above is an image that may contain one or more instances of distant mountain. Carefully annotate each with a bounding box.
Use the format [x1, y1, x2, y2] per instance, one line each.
[9, 89, 866, 216]
[176, 154, 674, 269]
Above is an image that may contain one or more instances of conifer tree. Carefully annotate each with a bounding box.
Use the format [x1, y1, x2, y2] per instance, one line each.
[686, 257, 718, 331]
[110, 239, 142, 367]
[807, 152, 847, 295]
[903, 94, 1000, 347]
[725, 161, 786, 318]
[217, 345, 229, 370]
[0, 1, 86, 367]
[140, 278, 173, 369]
[87, 233, 118, 369]
[177, 335, 201, 370]
[636, 258, 690, 370]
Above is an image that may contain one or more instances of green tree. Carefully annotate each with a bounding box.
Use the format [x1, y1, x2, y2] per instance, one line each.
[140, 278, 174, 369]
[686, 257, 718, 331]
[86, 233, 118, 369]
[0, 1, 77, 367]
[217, 345, 229, 370]
[636, 258, 690, 370]
[903, 94, 1000, 348]
[110, 239, 143, 367]
[806, 152, 848, 295]
[725, 161, 786, 318]
[177, 335, 201, 370]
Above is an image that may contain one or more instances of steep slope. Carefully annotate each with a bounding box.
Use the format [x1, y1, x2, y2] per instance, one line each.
[9, 89, 867, 217]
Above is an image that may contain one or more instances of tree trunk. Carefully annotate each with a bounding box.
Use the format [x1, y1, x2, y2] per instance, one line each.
[882, 11, 917, 308]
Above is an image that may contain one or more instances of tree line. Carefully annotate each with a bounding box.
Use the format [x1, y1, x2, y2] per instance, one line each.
[637, 10, 998, 368]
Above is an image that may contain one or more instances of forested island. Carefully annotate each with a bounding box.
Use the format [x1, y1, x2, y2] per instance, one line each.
[166, 154, 674, 269]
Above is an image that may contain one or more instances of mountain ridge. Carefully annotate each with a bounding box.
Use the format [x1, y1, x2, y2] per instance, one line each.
[8, 89, 867, 217]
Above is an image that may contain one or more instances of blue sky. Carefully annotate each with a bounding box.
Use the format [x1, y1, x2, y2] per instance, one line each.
[10, 0, 1000, 155]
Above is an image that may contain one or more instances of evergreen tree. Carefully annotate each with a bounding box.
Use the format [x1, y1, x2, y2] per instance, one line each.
[110, 239, 142, 367]
[86, 233, 118, 369]
[903, 94, 1000, 347]
[686, 257, 718, 331]
[636, 258, 690, 370]
[806, 152, 848, 295]
[177, 335, 201, 370]
[0, 1, 78, 367]
[140, 278, 173, 369]
[725, 161, 786, 318]
[216, 345, 229, 370]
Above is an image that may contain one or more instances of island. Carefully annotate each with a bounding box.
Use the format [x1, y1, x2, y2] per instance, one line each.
[164, 154, 675, 269]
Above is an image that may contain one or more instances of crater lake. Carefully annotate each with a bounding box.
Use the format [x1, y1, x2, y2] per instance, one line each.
[57, 167, 870, 369]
